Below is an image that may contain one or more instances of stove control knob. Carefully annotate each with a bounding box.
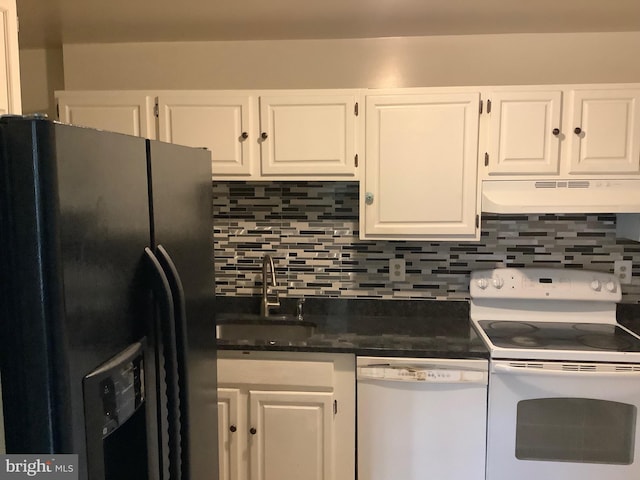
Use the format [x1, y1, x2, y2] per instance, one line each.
[590, 280, 602, 291]
[492, 277, 504, 289]
[476, 278, 489, 289]
[605, 281, 617, 293]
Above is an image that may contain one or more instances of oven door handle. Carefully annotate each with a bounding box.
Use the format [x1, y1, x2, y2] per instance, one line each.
[493, 363, 640, 378]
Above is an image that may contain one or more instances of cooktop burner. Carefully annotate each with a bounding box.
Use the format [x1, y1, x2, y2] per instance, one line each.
[477, 320, 640, 352]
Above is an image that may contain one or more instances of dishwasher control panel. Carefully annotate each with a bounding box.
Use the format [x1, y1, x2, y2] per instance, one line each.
[357, 364, 486, 384]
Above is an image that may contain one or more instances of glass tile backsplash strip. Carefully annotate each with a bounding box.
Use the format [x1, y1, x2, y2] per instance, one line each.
[212, 181, 640, 303]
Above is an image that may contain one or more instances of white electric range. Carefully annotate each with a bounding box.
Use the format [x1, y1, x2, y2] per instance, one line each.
[470, 267, 640, 480]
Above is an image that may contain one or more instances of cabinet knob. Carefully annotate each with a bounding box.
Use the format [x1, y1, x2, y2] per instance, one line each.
[241, 132, 248, 140]
[574, 127, 582, 135]
[261, 132, 268, 140]
[250, 427, 257, 435]
[552, 128, 560, 136]
[229, 425, 237, 433]
[365, 192, 374, 205]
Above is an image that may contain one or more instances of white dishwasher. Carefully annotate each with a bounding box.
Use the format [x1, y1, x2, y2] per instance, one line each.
[357, 356, 488, 480]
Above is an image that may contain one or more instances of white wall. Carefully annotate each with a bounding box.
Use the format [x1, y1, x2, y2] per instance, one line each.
[19, 47, 64, 117]
[61, 32, 640, 90]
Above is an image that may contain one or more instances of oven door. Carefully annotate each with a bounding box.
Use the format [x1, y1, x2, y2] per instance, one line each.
[487, 360, 640, 480]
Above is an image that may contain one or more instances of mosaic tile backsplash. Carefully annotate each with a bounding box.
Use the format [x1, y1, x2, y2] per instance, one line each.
[213, 181, 640, 303]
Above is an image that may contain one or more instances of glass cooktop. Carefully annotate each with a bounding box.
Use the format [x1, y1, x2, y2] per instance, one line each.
[477, 320, 640, 352]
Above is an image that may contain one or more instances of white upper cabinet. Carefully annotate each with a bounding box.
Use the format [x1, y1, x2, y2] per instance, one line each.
[362, 91, 481, 240]
[258, 93, 358, 178]
[568, 88, 640, 174]
[157, 92, 256, 177]
[0, 0, 20, 115]
[55, 90, 360, 180]
[485, 90, 563, 175]
[482, 85, 640, 179]
[56, 91, 156, 138]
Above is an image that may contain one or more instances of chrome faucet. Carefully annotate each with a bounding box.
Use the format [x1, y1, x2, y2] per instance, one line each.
[261, 254, 280, 317]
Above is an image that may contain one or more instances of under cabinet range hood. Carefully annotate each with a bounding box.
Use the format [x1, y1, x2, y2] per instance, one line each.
[481, 179, 640, 213]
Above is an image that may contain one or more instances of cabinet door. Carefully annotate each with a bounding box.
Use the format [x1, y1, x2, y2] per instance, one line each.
[56, 92, 156, 138]
[259, 94, 357, 177]
[569, 89, 640, 174]
[0, 0, 20, 115]
[363, 92, 480, 240]
[248, 390, 334, 480]
[486, 91, 562, 175]
[218, 388, 243, 480]
[158, 93, 255, 177]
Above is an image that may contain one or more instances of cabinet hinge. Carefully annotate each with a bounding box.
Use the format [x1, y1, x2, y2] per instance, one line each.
[487, 99, 492, 114]
[476, 215, 480, 229]
[154, 100, 159, 118]
[484, 152, 489, 167]
[354, 102, 359, 116]
[479, 99, 483, 115]
[333, 400, 338, 415]
[355, 154, 359, 168]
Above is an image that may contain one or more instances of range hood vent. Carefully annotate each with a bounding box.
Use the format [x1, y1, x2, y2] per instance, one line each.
[534, 180, 591, 189]
[482, 179, 640, 214]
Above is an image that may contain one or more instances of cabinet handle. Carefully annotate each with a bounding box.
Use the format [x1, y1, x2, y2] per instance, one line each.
[574, 127, 582, 135]
[241, 132, 248, 140]
[261, 132, 268, 140]
[229, 425, 237, 433]
[250, 427, 257, 435]
[552, 128, 560, 136]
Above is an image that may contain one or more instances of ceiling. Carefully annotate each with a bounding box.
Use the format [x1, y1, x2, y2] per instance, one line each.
[15, 0, 640, 49]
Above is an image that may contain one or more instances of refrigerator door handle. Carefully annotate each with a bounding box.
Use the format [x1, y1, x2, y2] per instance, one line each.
[144, 247, 182, 480]
[156, 244, 191, 480]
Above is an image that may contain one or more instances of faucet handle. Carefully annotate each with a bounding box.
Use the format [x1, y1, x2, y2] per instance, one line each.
[296, 298, 305, 321]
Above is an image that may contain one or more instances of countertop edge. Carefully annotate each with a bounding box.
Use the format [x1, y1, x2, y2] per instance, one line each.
[216, 343, 490, 359]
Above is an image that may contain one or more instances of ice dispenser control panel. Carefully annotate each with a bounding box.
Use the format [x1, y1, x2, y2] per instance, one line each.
[84, 342, 145, 438]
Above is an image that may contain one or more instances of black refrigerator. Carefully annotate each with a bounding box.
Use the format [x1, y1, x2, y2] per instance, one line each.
[0, 116, 218, 480]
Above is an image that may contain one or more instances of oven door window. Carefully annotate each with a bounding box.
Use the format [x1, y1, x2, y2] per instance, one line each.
[516, 398, 636, 464]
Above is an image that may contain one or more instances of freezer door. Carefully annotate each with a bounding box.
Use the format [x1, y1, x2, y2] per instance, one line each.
[0, 118, 152, 479]
[147, 139, 218, 480]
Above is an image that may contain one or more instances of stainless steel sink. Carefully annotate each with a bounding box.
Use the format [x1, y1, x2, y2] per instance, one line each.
[216, 314, 316, 342]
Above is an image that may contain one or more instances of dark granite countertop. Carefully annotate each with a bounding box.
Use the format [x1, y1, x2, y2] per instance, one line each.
[215, 297, 489, 359]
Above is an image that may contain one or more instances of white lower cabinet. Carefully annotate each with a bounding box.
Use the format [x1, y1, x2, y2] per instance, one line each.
[218, 388, 241, 480]
[249, 390, 334, 480]
[217, 351, 355, 480]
